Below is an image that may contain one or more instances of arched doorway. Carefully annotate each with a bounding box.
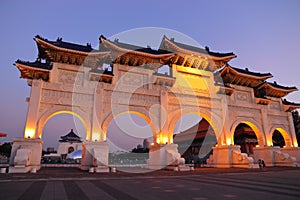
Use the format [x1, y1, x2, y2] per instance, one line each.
[105, 113, 154, 167]
[234, 123, 258, 156]
[173, 114, 217, 164]
[271, 127, 292, 147]
[41, 113, 86, 164]
[272, 130, 285, 147]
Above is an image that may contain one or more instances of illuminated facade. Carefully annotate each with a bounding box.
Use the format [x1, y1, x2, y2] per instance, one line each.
[9, 34, 300, 173]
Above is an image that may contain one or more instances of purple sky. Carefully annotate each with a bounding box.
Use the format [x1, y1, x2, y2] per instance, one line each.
[0, 0, 300, 150]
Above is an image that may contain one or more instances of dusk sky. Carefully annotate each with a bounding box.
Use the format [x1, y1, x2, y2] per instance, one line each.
[0, 1, 300, 151]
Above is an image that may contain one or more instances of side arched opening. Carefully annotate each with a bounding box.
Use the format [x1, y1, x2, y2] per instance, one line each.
[271, 127, 292, 148]
[233, 123, 259, 156]
[39, 111, 86, 165]
[172, 113, 218, 165]
[104, 112, 154, 167]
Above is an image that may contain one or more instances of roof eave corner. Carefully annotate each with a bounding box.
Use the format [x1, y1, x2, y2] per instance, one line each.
[99, 35, 107, 44]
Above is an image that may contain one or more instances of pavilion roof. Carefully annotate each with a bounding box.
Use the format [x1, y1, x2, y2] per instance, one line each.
[99, 35, 172, 55]
[15, 59, 53, 70]
[35, 35, 94, 53]
[218, 64, 273, 87]
[98, 35, 174, 69]
[282, 99, 300, 111]
[14, 59, 52, 81]
[255, 81, 298, 98]
[173, 120, 216, 143]
[34, 35, 110, 67]
[159, 36, 237, 61]
[59, 129, 82, 142]
[99, 35, 174, 58]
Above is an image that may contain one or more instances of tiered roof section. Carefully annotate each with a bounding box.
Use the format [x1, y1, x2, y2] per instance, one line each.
[99, 35, 174, 70]
[173, 120, 216, 144]
[218, 64, 273, 88]
[59, 129, 82, 143]
[255, 81, 298, 98]
[34, 35, 110, 67]
[13, 35, 300, 109]
[282, 99, 300, 111]
[14, 59, 52, 81]
[218, 64, 299, 107]
[159, 36, 237, 71]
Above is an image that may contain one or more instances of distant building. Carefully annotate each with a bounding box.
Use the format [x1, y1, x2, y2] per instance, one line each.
[174, 119, 216, 163]
[46, 147, 55, 153]
[143, 139, 150, 149]
[57, 129, 82, 155]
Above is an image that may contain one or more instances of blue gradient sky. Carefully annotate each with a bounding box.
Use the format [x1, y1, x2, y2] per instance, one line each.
[0, 0, 299, 150]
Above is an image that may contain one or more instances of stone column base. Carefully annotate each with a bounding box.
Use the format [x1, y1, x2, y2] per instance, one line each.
[9, 138, 43, 173]
[207, 145, 256, 168]
[253, 146, 297, 167]
[81, 141, 109, 171]
[148, 143, 183, 170]
[281, 147, 300, 163]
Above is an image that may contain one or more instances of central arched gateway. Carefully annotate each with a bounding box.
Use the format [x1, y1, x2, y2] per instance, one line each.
[9, 34, 300, 173]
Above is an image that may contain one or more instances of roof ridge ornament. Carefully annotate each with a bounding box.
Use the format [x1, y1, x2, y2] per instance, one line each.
[205, 46, 210, 52]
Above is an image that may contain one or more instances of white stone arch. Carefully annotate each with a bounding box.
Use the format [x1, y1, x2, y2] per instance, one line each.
[269, 125, 293, 147]
[36, 106, 91, 141]
[168, 107, 223, 144]
[101, 108, 158, 141]
[230, 118, 266, 147]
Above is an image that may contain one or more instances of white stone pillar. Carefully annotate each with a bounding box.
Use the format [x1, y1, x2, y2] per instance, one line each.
[91, 85, 104, 142]
[260, 107, 269, 147]
[288, 113, 298, 147]
[24, 79, 43, 138]
[160, 89, 170, 143]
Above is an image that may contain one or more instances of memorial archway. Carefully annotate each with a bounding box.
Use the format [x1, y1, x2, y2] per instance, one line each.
[10, 33, 300, 172]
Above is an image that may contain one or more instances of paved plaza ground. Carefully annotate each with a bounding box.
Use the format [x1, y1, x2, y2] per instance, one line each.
[0, 167, 300, 200]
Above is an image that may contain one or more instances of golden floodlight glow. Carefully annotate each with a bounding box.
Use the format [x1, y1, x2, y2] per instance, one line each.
[92, 132, 100, 142]
[162, 137, 168, 144]
[267, 140, 273, 146]
[294, 141, 298, 147]
[169, 136, 173, 144]
[156, 138, 161, 144]
[226, 138, 232, 145]
[25, 128, 35, 139]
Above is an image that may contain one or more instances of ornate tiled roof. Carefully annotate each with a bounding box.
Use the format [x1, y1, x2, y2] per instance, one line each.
[218, 64, 273, 88]
[170, 40, 235, 58]
[59, 129, 82, 142]
[35, 35, 94, 52]
[282, 99, 300, 111]
[229, 66, 272, 78]
[15, 59, 53, 70]
[99, 35, 171, 55]
[160, 36, 236, 59]
[255, 81, 298, 98]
